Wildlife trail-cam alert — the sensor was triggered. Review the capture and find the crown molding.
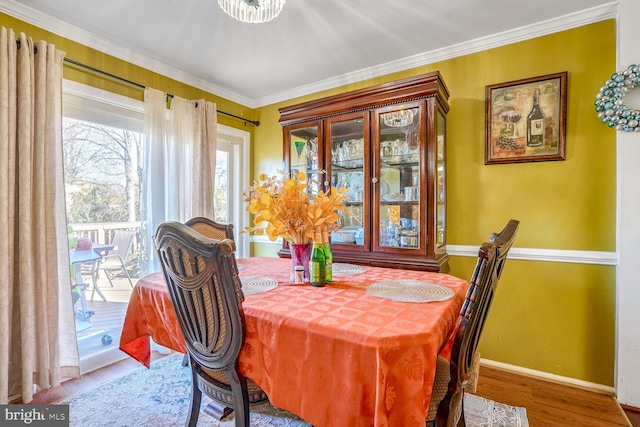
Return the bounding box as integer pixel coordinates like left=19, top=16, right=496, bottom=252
left=256, top=1, right=619, bottom=106
left=0, top=0, right=618, bottom=109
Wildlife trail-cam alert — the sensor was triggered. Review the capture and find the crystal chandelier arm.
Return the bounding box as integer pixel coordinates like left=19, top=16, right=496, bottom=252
left=218, top=0, right=286, bottom=24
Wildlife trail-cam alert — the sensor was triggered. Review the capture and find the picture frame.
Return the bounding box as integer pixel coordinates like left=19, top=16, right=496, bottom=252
left=485, top=72, right=567, bottom=165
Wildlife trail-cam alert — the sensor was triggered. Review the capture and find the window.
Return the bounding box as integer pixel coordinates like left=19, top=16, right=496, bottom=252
left=63, top=80, right=250, bottom=255
left=214, top=128, right=251, bottom=257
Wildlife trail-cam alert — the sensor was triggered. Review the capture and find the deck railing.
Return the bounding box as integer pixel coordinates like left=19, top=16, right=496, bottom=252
left=69, top=222, right=142, bottom=254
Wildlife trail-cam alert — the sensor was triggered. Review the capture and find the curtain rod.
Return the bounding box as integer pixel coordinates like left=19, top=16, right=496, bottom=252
left=63, top=57, right=260, bottom=127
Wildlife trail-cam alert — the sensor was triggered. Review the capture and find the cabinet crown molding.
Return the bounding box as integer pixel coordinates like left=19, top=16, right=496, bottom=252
left=279, top=71, right=450, bottom=126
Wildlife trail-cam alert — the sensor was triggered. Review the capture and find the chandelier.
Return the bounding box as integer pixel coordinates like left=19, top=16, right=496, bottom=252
left=218, top=0, right=286, bottom=23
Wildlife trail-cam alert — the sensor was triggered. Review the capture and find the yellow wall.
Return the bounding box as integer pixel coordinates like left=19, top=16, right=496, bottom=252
left=2, top=12, right=617, bottom=386
left=0, top=12, right=257, bottom=132
left=254, top=20, right=618, bottom=386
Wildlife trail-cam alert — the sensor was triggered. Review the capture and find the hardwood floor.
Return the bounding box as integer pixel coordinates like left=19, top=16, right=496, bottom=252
left=476, top=365, right=633, bottom=426
left=17, top=352, right=169, bottom=405
left=20, top=353, right=635, bottom=426
left=623, top=406, right=640, bottom=427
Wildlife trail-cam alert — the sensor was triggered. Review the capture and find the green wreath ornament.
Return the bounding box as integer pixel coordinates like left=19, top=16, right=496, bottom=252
left=595, top=63, right=640, bottom=132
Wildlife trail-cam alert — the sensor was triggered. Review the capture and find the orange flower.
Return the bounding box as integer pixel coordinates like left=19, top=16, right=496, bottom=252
left=389, top=205, right=400, bottom=224
left=242, top=170, right=353, bottom=244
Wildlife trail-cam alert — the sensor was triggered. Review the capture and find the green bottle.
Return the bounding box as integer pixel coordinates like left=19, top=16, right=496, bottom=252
left=323, top=242, right=333, bottom=282
left=322, top=229, right=333, bottom=282
left=310, top=242, right=326, bottom=287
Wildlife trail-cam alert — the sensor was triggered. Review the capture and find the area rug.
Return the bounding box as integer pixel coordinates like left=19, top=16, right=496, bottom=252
left=463, top=393, right=529, bottom=427
left=56, top=353, right=311, bottom=426
left=57, top=353, right=528, bottom=426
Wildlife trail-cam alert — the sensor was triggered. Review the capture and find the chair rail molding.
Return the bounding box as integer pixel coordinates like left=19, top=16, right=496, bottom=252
left=446, top=245, right=618, bottom=266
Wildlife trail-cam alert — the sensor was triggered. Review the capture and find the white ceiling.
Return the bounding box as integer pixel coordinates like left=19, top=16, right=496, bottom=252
left=1, top=0, right=617, bottom=108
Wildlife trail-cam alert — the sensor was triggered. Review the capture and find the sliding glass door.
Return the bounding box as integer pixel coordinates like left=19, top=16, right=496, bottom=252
left=62, top=80, right=250, bottom=372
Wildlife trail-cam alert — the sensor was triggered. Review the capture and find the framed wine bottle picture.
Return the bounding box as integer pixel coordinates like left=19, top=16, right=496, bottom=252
left=485, top=72, right=567, bottom=165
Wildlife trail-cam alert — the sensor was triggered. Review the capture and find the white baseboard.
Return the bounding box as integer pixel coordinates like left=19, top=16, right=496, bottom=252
left=480, top=358, right=616, bottom=396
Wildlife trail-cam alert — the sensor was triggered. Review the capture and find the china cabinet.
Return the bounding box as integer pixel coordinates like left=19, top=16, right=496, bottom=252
left=279, top=72, right=450, bottom=272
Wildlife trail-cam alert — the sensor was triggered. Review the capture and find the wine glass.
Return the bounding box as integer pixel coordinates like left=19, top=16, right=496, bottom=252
left=499, top=110, right=522, bottom=138
left=508, top=111, right=522, bottom=138
left=294, top=140, right=305, bottom=166
left=407, top=130, right=419, bottom=154
left=384, top=108, right=417, bottom=160
left=500, top=110, right=512, bottom=134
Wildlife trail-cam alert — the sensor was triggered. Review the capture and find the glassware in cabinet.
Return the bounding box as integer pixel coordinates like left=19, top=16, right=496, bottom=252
left=286, top=122, right=322, bottom=198
left=326, top=113, right=368, bottom=247
left=376, top=105, right=421, bottom=250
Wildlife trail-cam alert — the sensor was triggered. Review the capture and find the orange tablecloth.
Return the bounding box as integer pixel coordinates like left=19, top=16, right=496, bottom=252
left=119, top=257, right=468, bottom=427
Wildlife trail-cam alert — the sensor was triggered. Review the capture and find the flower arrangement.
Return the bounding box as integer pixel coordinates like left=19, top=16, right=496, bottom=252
left=242, top=170, right=351, bottom=244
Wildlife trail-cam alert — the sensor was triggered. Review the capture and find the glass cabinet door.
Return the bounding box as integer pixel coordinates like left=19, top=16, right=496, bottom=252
left=326, top=113, right=367, bottom=248
left=288, top=123, right=321, bottom=197
left=375, top=105, right=421, bottom=251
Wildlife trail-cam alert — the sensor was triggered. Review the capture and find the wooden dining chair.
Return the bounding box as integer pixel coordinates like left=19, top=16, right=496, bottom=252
left=154, top=221, right=268, bottom=427
left=181, top=218, right=236, bottom=364
left=185, top=216, right=235, bottom=241
left=426, top=219, right=520, bottom=427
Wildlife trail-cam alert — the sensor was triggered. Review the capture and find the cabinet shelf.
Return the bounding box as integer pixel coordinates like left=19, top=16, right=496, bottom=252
left=380, top=200, right=419, bottom=206
left=380, top=154, right=419, bottom=166
left=331, top=159, right=364, bottom=170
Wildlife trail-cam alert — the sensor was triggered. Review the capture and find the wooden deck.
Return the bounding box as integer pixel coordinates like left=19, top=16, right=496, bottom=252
left=75, top=272, right=137, bottom=357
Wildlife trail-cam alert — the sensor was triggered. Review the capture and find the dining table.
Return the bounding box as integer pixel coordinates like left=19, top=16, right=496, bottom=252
left=119, top=256, right=469, bottom=427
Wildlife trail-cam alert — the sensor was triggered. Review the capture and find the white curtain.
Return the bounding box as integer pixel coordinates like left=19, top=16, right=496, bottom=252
left=140, top=88, right=217, bottom=274
left=0, top=27, right=80, bottom=403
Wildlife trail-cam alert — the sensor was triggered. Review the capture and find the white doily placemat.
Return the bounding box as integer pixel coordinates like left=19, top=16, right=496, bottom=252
left=367, top=280, right=454, bottom=303
left=332, top=263, right=366, bottom=276
left=240, top=276, right=278, bottom=295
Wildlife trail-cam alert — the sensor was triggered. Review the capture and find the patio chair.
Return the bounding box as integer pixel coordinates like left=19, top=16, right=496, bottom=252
left=154, top=221, right=268, bottom=427
left=426, top=219, right=520, bottom=427
left=94, top=230, right=135, bottom=299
